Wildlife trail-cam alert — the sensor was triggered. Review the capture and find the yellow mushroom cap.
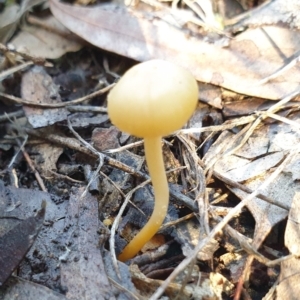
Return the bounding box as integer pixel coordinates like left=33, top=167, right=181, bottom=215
left=107, top=59, right=198, bottom=138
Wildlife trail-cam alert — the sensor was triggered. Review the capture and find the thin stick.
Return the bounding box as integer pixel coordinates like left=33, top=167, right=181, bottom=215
left=0, top=83, right=115, bottom=108
left=0, top=61, right=33, bottom=82
left=118, top=137, right=169, bottom=262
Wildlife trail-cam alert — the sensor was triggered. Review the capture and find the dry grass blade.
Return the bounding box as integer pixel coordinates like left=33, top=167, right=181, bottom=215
left=176, top=134, right=208, bottom=234
left=256, top=111, right=300, bottom=130
left=178, top=115, right=257, bottom=134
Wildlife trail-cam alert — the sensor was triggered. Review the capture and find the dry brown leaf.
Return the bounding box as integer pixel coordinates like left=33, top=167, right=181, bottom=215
left=11, top=15, right=82, bottom=59
left=21, top=66, right=69, bottom=128
left=30, top=143, right=63, bottom=177
left=198, top=83, right=223, bottom=109
left=0, top=0, right=46, bottom=43
left=91, top=126, right=120, bottom=151
left=0, top=4, right=20, bottom=43
left=0, top=277, right=67, bottom=300
left=0, top=180, right=67, bottom=292
left=217, top=152, right=284, bottom=182
left=235, top=0, right=300, bottom=29
left=50, top=0, right=300, bottom=99
left=60, top=187, right=115, bottom=299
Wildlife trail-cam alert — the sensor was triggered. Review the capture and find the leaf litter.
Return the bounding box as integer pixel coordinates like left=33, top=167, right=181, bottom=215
left=1, top=0, right=300, bottom=299
left=50, top=0, right=300, bottom=99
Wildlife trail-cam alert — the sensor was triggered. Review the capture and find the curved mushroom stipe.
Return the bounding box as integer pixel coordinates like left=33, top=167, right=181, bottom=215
left=107, top=59, right=198, bottom=261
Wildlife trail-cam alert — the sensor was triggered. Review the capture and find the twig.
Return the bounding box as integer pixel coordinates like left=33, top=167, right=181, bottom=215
left=104, top=140, right=144, bottom=154
left=0, top=83, right=115, bottom=108
left=7, top=135, right=27, bottom=169
left=224, top=0, right=272, bottom=26
left=232, top=88, right=300, bottom=155
left=159, top=213, right=195, bottom=231
left=177, top=134, right=207, bottom=234
left=265, top=254, right=294, bottom=267
left=47, top=170, right=84, bottom=183
left=0, top=61, right=33, bottom=82
left=15, top=136, right=47, bottom=192
left=67, top=105, right=107, bottom=113
left=4, top=113, right=47, bottom=191
left=256, top=110, right=300, bottom=130
left=204, top=89, right=300, bottom=179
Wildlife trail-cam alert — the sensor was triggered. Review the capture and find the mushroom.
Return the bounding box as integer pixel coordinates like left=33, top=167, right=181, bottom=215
left=107, top=59, right=198, bottom=261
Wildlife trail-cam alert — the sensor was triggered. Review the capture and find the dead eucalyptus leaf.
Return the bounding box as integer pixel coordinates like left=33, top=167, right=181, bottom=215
left=11, top=15, right=83, bottom=59
left=235, top=0, right=300, bottom=30
left=217, top=152, right=284, bottom=182
left=0, top=277, right=67, bottom=300
left=50, top=0, right=300, bottom=99
left=21, top=66, right=69, bottom=128
left=0, top=0, right=45, bottom=43
left=60, top=187, right=115, bottom=299
left=0, top=5, right=20, bottom=43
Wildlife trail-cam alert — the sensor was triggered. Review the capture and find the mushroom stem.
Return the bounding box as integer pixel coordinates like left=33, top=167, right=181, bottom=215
left=118, top=137, right=169, bottom=262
